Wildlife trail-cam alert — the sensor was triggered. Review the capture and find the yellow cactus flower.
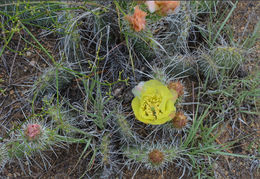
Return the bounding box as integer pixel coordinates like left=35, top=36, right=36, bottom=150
left=132, top=80, right=177, bottom=125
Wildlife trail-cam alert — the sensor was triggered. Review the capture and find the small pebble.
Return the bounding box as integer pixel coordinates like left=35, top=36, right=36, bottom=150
left=26, top=51, right=32, bottom=57
left=7, top=173, right=12, bottom=177
left=29, top=60, right=36, bottom=66
left=10, top=90, right=14, bottom=95
left=225, top=171, right=228, bottom=176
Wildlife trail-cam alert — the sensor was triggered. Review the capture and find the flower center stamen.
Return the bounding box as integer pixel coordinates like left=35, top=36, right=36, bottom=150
left=142, top=94, right=162, bottom=120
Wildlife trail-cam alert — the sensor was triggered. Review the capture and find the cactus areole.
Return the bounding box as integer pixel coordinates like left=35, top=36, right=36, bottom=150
left=148, top=149, right=164, bottom=165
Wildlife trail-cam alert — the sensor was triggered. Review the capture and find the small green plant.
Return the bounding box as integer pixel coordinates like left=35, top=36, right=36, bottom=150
left=31, top=65, right=74, bottom=99
left=198, top=46, right=244, bottom=82
left=115, top=113, right=138, bottom=143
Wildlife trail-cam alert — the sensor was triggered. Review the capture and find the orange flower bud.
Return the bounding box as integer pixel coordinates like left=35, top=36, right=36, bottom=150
left=168, top=81, right=184, bottom=97
left=172, top=112, right=187, bottom=129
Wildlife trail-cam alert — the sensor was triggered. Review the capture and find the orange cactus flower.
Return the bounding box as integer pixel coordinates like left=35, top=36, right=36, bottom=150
left=156, top=1, right=180, bottom=15
left=145, top=1, right=180, bottom=15
left=126, top=6, right=147, bottom=32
